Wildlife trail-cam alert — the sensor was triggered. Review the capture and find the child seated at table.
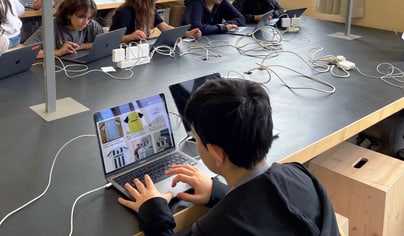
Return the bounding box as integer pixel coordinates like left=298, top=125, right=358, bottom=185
left=181, top=0, right=246, bottom=35
left=24, top=0, right=104, bottom=58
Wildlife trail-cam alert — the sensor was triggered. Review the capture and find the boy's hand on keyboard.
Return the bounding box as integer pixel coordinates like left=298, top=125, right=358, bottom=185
left=117, top=174, right=173, bottom=212
left=166, top=164, right=213, bottom=205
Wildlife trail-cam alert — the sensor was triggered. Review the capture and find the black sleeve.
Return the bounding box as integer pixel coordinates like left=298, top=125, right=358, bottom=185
left=232, top=0, right=255, bottom=23
left=110, top=7, right=135, bottom=35
left=269, top=0, right=285, bottom=18
left=204, top=176, right=228, bottom=208
left=153, top=9, right=164, bottom=27
left=138, top=197, right=176, bottom=236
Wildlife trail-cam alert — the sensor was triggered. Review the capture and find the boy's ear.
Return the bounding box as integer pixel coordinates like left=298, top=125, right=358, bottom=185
left=207, top=144, right=226, bottom=166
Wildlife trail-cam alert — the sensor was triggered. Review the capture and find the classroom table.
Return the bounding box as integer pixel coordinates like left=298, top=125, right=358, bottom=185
left=0, top=17, right=403, bottom=235
left=22, top=0, right=179, bottom=18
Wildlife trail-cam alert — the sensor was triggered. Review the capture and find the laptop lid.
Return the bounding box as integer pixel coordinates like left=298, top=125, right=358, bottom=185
left=228, top=10, right=273, bottom=36
left=169, top=74, right=280, bottom=138
left=61, top=27, right=126, bottom=64
left=0, top=42, right=41, bottom=80
left=285, top=7, right=307, bottom=18
left=149, top=24, right=190, bottom=49
left=169, top=73, right=222, bottom=136
left=94, top=93, right=177, bottom=177
left=94, top=93, right=215, bottom=197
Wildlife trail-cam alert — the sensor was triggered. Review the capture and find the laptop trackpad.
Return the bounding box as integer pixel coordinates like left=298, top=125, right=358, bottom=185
left=155, top=175, right=192, bottom=197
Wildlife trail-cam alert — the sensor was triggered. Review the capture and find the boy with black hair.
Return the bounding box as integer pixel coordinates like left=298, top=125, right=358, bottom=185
left=118, top=79, right=340, bottom=236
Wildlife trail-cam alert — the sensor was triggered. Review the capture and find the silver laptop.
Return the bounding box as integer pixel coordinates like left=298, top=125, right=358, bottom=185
left=148, top=24, right=190, bottom=50
left=61, top=27, right=126, bottom=64
left=0, top=42, right=41, bottom=80
left=227, top=10, right=274, bottom=36
left=94, top=93, right=214, bottom=199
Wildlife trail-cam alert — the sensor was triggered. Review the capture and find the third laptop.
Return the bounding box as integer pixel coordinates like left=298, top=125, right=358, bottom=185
left=148, top=24, right=191, bottom=50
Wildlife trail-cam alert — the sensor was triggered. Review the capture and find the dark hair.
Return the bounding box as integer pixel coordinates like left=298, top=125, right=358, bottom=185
left=55, top=0, right=97, bottom=26
left=185, top=79, right=273, bottom=169
left=0, top=0, right=13, bottom=25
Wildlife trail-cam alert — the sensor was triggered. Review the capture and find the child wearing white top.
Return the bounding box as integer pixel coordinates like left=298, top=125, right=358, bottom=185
left=0, top=34, right=9, bottom=54
left=0, top=0, right=24, bottom=48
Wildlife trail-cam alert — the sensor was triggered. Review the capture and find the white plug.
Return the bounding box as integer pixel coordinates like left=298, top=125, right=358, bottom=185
left=337, top=60, right=356, bottom=70
left=281, top=18, right=291, bottom=28
left=320, top=56, right=337, bottom=63
left=112, top=48, right=125, bottom=62
left=138, top=43, right=150, bottom=57
left=336, top=55, right=346, bottom=62
left=126, top=45, right=139, bottom=60
left=291, top=17, right=301, bottom=28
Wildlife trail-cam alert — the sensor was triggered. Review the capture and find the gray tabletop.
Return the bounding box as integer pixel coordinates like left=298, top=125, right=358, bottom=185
left=0, top=18, right=403, bottom=235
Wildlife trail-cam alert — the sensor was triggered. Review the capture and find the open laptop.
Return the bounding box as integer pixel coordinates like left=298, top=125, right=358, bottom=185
left=227, top=10, right=273, bottom=36
left=148, top=24, right=190, bottom=50
left=284, top=7, right=307, bottom=18
left=94, top=93, right=214, bottom=199
left=61, top=27, right=126, bottom=64
left=169, top=73, right=280, bottom=138
left=169, top=73, right=222, bottom=136
left=0, top=42, right=41, bottom=80
left=21, top=0, right=34, bottom=9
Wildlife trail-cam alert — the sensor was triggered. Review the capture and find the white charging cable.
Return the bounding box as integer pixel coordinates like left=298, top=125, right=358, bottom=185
left=0, top=134, right=111, bottom=236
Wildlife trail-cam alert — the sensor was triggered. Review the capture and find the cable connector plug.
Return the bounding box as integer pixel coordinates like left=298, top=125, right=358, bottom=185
left=337, top=60, right=356, bottom=71
left=335, top=55, right=346, bottom=62
left=319, top=56, right=337, bottom=63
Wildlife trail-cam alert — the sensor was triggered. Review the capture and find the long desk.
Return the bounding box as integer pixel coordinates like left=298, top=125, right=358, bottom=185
left=22, top=0, right=180, bottom=18
left=0, top=18, right=403, bottom=235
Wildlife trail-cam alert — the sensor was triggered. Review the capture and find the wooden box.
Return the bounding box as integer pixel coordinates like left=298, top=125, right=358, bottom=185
left=335, top=212, right=349, bottom=236
left=309, top=142, right=404, bottom=236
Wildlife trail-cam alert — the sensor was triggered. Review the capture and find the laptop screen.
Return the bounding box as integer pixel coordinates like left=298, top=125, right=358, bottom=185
left=94, top=94, right=175, bottom=175
left=169, top=73, right=222, bottom=135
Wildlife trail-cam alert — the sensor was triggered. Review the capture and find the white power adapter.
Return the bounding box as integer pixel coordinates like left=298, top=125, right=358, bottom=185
left=116, top=43, right=151, bottom=69
left=282, top=17, right=301, bottom=32
left=291, top=17, right=301, bottom=28
left=126, top=45, right=139, bottom=60
left=138, top=43, right=150, bottom=56
left=336, top=55, right=346, bottom=62
left=281, top=18, right=291, bottom=28
left=337, top=60, right=356, bottom=70
left=112, top=48, right=125, bottom=62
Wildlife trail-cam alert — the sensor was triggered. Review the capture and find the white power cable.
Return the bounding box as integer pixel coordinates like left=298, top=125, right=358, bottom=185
left=355, top=62, right=404, bottom=88
left=54, top=56, right=135, bottom=80
left=0, top=134, right=99, bottom=231
left=69, top=182, right=112, bottom=236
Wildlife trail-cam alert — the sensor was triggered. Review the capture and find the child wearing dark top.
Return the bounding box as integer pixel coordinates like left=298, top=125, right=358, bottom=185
left=181, top=0, right=245, bottom=35
left=117, top=79, right=340, bottom=236
left=110, top=0, right=201, bottom=43
left=232, top=0, right=285, bottom=23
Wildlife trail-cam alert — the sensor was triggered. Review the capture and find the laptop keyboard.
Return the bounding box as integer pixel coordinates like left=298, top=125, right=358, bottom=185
left=114, top=152, right=197, bottom=188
